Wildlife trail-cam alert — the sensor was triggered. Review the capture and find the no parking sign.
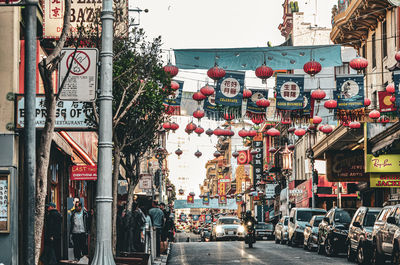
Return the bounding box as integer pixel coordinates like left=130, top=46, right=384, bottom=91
left=59, top=48, right=98, bottom=102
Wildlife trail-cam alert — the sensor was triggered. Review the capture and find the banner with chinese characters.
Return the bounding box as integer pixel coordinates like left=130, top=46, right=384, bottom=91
left=252, top=135, right=264, bottom=184
left=218, top=176, right=230, bottom=205
left=336, top=75, right=364, bottom=110
left=378, top=91, right=396, bottom=113
left=276, top=75, right=304, bottom=110
left=192, top=215, right=200, bottom=221
left=215, top=71, right=245, bottom=116
left=164, top=80, right=184, bottom=115
left=205, top=214, right=212, bottom=223
left=202, top=192, right=210, bottom=205
left=246, top=89, right=268, bottom=119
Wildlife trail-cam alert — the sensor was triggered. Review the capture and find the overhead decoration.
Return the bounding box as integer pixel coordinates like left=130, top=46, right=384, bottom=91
left=170, top=81, right=180, bottom=91
left=246, top=89, right=268, bottom=122
left=195, top=126, right=204, bottom=136
left=294, top=128, right=306, bottom=136
left=223, top=113, right=235, bottom=121
left=266, top=127, right=280, bottom=137
left=203, top=91, right=223, bottom=120
left=215, top=70, right=245, bottom=117
left=312, top=116, right=322, bottom=125
left=206, top=128, right=214, bottom=137
left=178, top=189, right=184, bottom=195
left=213, top=151, right=222, bottom=158
left=185, top=122, right=197, bottom=135
left=192, top=91, right=206, bottom=102
left=170, top=122, right=179, bottom=131
left=163, top=80, right=184, bottom=115
left=335, top=75, right=365, bottom=122
left=243, top=89, right=253, bottom=99
left=193, top=109, right=205, bottom=121
left=320, top=124, right=333, bottom=134
left=378, top=91, right=396, bottom=113
left=369, top=109, right=381, bottom=120
left=393, top=72, right=400, bottom=111
left=364, top=98, right=371, bottom=107
left=213, top=127, right=224, bottom=136
left=288, top=127, right=296, bottom=133
left=349, top=56, right=368, bottom=71
left=251, top=116, right=264, bottom=125
left=194, top=150, right=202, bottom=158
left=238, top=128, right=249, bottom=138
left=207, top=64, right=226, bottom=81
left=386, top=83, right=395, bottom=94
left=349, top=121, right=361, bottom=129
left=163, top=63, right=179, bottom=77
left=303, top=60, right=322, bottom=77
left=324, top=99, right=337, bottom=110
left=175, top=148, right=183, bottom=157
left=311, top=88, right=326, bottom=102
left=269, top=147, right=277, bottom=153
left=247, top=129, right=257, bottom=138
left=200, top=84, right=215, bottom=97
left=255, top=63, right=274, bottom=80
left=162, top=122, right=171, bottom=131
left=232, top=151, right=239, bottom=158
left=395, top=51, right=400, bottom=62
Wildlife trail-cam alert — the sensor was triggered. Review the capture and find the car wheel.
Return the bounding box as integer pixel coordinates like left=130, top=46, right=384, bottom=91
left=291, top=234, right=297, bottom=247
left=275, top=235, right=280, bottom=244
left=280, top=232, right=286, bottom=245
left=371, top=244, right=385, bottom=265
left=347, top=242, right=355, bottom=262
left=317, top=237, right=325, bottom=255
left=307, top=237, right=313, bottom=252
left=357, top=244, right=366, bottom=264
left=392, top=244, right=400, bottom=265
left=324, top=237, right=336, bottom=257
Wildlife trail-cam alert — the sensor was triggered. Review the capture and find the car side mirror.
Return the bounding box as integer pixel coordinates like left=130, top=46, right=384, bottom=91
left=387, top=216, right=396, bottom=225
left=353, top=221, right=361, bottom=228
left=289, top=217, right=294, bottom=223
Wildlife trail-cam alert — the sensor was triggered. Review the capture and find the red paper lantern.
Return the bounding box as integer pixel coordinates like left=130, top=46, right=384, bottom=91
left=247, top=130, right=257, bottom=138
left=232, top=151, right=239, bottom=158
left=213, top=151, right=221, bottom=158
left=349, top=121, right=361, bottom=129
left=165, top=105, right=175, bottom=115
left=288, top=127, right=296, bottom=133
left=256, top=98, right=270, bottom=108
left=194, top=150, right=202, bottom=158
left=294, top=128, right=306, bottom=136
left=324, top=99, right=337, bottom=109
left=200, top=84, right=215, bottom=97
left=192, top=91, right=206, bottom=102
left=288, top=144, right=295, bottom=151
left=391, top=95, right=396, bottom=103
left=213, top=127, right=225, bottom=136
left=255, top=64, right=274, bottom=80
left=195, top=126, right=204, bottom=136
left=193, top=109, right=205, bottom=120
left=162, top=122, right=172, bottom=131
left=207, top=65, right=226, bottom=81
left=189, top=192, right=195, bottom=196
left=251, top=116, right=264, bottom=125
left=395, top=51, right=400, bottom=62
left=223, top=113, right=235, bottom=121
left=321, top=125, right=333, bottom=134
left=311, top=89, right=326, bottom=101
left=349, top=56, right=368, bottom=71
left=238, top=128, right=249, bottom=138
left=369, top=109, right=381, bottom=120
left=266, top=128, right=281, bottom=137
left=206, top=128, right=214, bottom=137
left=308, top=124, right=316, bottom=131
left=303, top=60, right=322, bottom=76
left=170, top=122, right=179, bottom=131
left=269, top=147, right=277, bottom=153
left=364, top=98, right=371, bottom=107
left=281, top=118, right=291, bottom=125
left=170, top=81, right=180, bottom=91
left=178, top=189, right=184, bottom=195
left=164, top=63, right=179, bottom=77
left=386, top=84, right=395, bottom=94
left=243, top=89, right=252, bottom=99
left=175, top=148, right=183, bottom=156
left=312, top=116, right=322, bottom=125
left=186, top=122, right=197, bottom=133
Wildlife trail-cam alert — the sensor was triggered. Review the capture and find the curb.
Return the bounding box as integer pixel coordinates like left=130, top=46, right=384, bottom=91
left=154, top=243, right=171, bottom=265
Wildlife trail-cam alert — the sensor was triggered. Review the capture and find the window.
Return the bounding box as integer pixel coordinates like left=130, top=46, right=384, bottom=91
left=335, top=63, right=350, bottom=75
left=364, top=211, right=380, bottom=226
left=313, top=217, right=323, bottom=227
left=297, top=210, right=326, bottom=222
left=382, top=20, right=387, bottom=58
left=334, top=209, right=354, bottom=224
left=362, top=45, right=367, bottom=59
left=372, top=33, right=376, bottom=68
left=218, top=218, right=240, bottom=225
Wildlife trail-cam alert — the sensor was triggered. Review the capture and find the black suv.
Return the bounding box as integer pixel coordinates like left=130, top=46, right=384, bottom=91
left=371, top=205, right=400, bottom=264
left=346, top=206, right=381, bottom=264
left=317, top=208, right=356, bottom=256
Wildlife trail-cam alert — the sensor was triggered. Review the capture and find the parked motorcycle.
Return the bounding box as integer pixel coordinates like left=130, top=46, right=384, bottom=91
left=244, top=221, right=256, bottom=248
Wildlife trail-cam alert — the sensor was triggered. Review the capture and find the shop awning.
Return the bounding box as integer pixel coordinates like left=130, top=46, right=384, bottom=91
left=317, top=194, right=357, bottom=198
left=369, top=122, right=400, bottom=156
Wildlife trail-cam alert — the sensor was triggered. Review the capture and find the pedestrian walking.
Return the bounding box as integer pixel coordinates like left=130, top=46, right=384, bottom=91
left=128, top=202, right=146, bottom=252
left=70, top=201, right=90, bottom=261
left=40, top=202, right=62, bottom=265
left=149, top=201, right=164, bottom=257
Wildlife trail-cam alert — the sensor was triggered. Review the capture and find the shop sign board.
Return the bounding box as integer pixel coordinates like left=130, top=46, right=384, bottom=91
left=366, top=154, right=400, bottom=173
left=326, top=150, right=368, bottom=181
left=265, top=184, right=277, bottom=199
left=16, top=95, right=95, bottom=130
left=252, top=138, right=263, bottom=184
left=370, top=174, right=400, bottom=188
left=59, top=48, right=98, bottom=102
left=70, top=165, right=97, bottom=181
left=139, top=174, right=152, bottom=190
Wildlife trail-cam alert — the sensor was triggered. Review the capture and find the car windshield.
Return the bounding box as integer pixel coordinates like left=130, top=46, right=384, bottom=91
left=297, top=211, right=325, bottom=222
left=364, top=211, right=379, bottom=226
left=284, top=218, right=288, bottom=225
left=218, top=218, right=240, bottom=225
left=334, top=210, right=353, bottom=224
left=256, top=223, right=273, bottom=229
left=313, top=218, right=322, bottom=227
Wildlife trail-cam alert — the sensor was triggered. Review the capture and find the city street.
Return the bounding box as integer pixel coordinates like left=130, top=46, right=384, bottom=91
left=168, top=239, right=350, bottom=265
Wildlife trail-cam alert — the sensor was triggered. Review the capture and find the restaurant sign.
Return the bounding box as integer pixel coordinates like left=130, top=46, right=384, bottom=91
left=370, top=174, right=400, bottom=188
left=366, top=154, right=400, bottom=173
left=326, top=150, right=368, bottom=181
left=70, top=165, right=97, bottom=180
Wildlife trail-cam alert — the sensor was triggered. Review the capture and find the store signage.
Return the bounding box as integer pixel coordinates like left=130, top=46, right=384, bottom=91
left=16, top=95, right=95, bottom=130
left=139, top=174, right=152, bottom=190
left=70, top=165, right=97, bottom=181
left=237, top=150, right=251, bottom=165
left=265, top=184, right=277, bottom=199
left=43, top=0, right=128, bottom=39
left=252, top=139, right=263, bottom=184
left=366, top=154, right=400, bottom=173
left=370, top=174, right=400, bottom=188
left=59, top=48, right=98, bottom=102
left=326, top=150, right=368, bottom=181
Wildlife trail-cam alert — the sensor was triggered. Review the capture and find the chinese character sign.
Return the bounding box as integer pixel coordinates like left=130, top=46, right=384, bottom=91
left=276, top=75, right=304, bottom=110
left=215, top=71, right=245, bottom=108
left=336, top=75, right=364, bottom=110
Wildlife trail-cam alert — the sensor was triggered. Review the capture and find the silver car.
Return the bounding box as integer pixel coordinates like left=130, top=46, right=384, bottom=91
left=275, top=216, right=289, bottom=244
left=213, top=216, right=245, bottom=241
left=303, top=215, right=324, bottom=251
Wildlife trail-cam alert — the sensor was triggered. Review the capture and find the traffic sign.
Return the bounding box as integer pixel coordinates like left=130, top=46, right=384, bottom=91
left=58, top=48, right=98, bottom=102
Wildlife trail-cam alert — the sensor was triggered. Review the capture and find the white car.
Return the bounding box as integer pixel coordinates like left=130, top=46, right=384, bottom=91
left=213, top=216, right=245, bottom=241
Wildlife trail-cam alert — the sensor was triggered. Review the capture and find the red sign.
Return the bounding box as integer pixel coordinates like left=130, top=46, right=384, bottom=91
left=237, top=150, right=251, bottom=165
left=187, top=195, right=194, bottom=204
left=379, top=91, right=396, bottom=112
left=70, top=165, right=97, bottom=181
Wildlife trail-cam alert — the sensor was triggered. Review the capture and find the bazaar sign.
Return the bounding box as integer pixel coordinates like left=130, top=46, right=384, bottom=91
left=366, top=154, right=400, bottom=173
left=370, top=174, right=400, bottom=188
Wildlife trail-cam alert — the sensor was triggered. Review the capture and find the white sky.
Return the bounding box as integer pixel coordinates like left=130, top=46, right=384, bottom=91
left=132, top=0, right=337, bottom=197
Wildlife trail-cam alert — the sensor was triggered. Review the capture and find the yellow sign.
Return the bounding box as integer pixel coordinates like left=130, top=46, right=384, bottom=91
left=366, top=154, right=400, bottom=173
left=370, top=174, right=400, bottom=188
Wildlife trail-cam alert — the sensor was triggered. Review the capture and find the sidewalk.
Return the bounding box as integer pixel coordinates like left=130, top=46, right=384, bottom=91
left=153, top=243, right=171, bottom=265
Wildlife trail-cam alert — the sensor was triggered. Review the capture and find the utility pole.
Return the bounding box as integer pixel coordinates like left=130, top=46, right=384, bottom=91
left=23, top=0, right=37, bottom=263
left=91, top=0, right=115, bottom=262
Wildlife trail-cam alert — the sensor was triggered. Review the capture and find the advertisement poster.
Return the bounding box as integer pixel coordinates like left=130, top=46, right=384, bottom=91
left=0, top=179, right=8, bottom=226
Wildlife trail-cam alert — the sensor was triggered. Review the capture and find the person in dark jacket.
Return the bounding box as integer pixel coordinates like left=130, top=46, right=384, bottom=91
left=70, top=201, right=90, bottom=261
left=40, top=202, right=62, bottom=265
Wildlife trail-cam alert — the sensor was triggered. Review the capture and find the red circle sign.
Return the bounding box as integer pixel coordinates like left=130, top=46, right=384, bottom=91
left=66, top=51, right=91, bottom=76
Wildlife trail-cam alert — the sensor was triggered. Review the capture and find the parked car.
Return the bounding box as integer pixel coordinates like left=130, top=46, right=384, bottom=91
left=211, top=216, right=245, bottom=241
left=303, top=215, right=324, bottom=251
left=255, top=222, right=274, bottom=240
left=275, top=216, right=289, bottom=244
left=317, top=208, right=356, bottom=256
left=201, top=227, right=212, bottom=242
left=288, top=208, right=327, bottom=246
left=346, top=206, right=381, bottom=264
left=371, top=205, right=400, bottom=264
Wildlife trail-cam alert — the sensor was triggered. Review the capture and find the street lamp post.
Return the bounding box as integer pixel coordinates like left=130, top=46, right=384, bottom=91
left=92, top=0, right=115, bottom=262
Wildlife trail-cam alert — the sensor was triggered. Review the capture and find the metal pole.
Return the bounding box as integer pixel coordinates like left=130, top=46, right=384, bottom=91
left=92, top=0, right=115, bottom=262
left=23, top=0, right=37, bottom=263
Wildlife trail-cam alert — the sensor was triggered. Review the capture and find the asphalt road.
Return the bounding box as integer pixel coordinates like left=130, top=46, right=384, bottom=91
left=168, top=239, right=352, bottom=265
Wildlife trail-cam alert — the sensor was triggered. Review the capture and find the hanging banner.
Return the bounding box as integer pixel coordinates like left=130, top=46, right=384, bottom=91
left=336, top=75, right=364, bottom=110
left=237, top=150, right=251, bottom=165
left=218, top=176, right=230, bottom=205
left=393, top=71, right=400, bottom=110
left=205, top=214, right=212, bottom=223
left=236, top=195, right=242, bottom=203
left=303, top=92, right=312, bottom=116
left=276, top=74, right=304, bottom=110
left=199, top=215, right=206, bottom=222
left=202, top=193, right=210, bottom=205
left=378, top=91, right=396, bottom=113
left=215, top=71, right=245, bottom=115
left=246, top=89, right=267, bottom=117
left=203, top=90, right=223, bottom=120
left=252, top=137, right=264, bottom=184
left=192, top=215, right=200, bottom=221
left=164, top=80, right=184, bottom=115
left=187, top=195, right=194, bottom=204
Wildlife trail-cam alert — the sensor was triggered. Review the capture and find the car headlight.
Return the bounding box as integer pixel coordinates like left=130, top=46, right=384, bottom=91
left=247, top=221, right=253, bottom=226
left=216, top=225, right=223, bottom=233
left=238, top=225, right=245, bottom=233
